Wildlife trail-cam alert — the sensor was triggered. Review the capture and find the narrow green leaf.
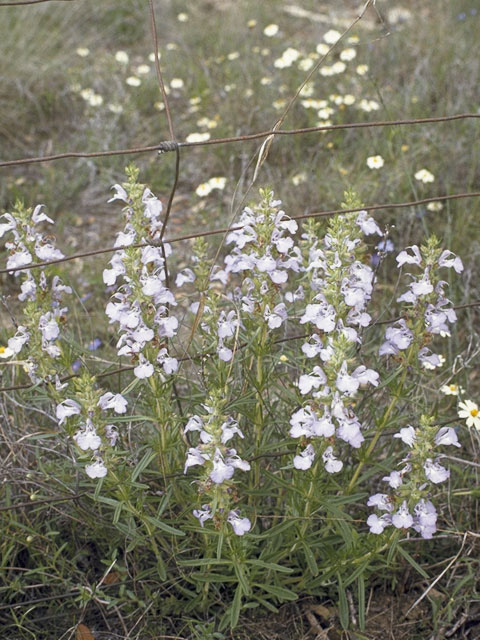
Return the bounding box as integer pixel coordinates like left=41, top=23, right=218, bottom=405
left=301, top=541, right=319, bottom=577
left=178, top=558, right=233, bottom=567
left=113, top=501, right=124, bottom=525
left=234, top=563, right=251, bottom=595
left=145, top=515, right=185, bottom=536
left=246, top=559, right=293, bottom=574
left=337, top=573, right=349, bottom=630
left=396, top=545, right=430, bottom=580
left=358, top=574, right=365, bottom=631
left=131, top=450, right=157, bottom=481
left=255, top=583, right=298, bottom=601
left=231, top=583, right=243, bottom=628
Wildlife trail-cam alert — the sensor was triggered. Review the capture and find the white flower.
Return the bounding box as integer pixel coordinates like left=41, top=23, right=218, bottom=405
left=133, top=358, right=154, bottom=379
left=76, top=47, right=90, bottom=57
left=56, top=399, right=81, bottom=425
left=424, top=458, right=450, bottom=484
left=316, top=43, right=329, bottom=55
left=115, top=51, right=129, bottom=64
left=440, top=383, right=462, bottom=396
left=184, top=447, right=208, bottom=472
left=415, top=168, right=435, bottom=183
left=293, top=444, right=315, bottom=470
left=126, top=76, right=141, bottom=87
left=7, top=249, right=33, bottom=271
left=187, top=132, right=211, bottom=143
left=208, top=176, right=226, bottom=190
left=8, top=326, right=30, bottom=354
left=298, top=366, right=326, bottom=395
left=367, top=513, right=391, bottom=534
left=394, top=426, right=416, bottom=447
left=322, top=446, right=343, bottom=473
left=366, top=155, right=384, bottom=169
left=356, top=211, right=382, bottom=236
left=74, top=427, right=102, bottom=451
left=98, top=392, right=128, bottom=414
left=193, top=505, right=213, bottom=526
left=340, top=48, right=356, bottom=61
left=323, top=29, right=341, bottom=44
left=170, top=78, right=184, bottom=89
left=228, top=511, right=251, bottom=536
left=382, top=471, right=403, bottom=489
left=367, top=493, right=393, bottom=512
left=210, top=450, right=234, bottom=484
left=263, top=24, right=279, bottom=37
left=438, top=250, right=463, bottom=273
left=458, top=400, right=480, bottom=430
left=0, top=346, right=13, bottom=359
left=435, top=427, right=461, bottom=448
left=392, top=501, right=413, bottom=529
left=85, top=460, right=108, bottom=479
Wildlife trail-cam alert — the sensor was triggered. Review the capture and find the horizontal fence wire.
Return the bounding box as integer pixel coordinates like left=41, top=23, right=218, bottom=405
left=1, top=191, right=480, bottom=276
left=0, top=0, right=74, bottom=5
left=0, top=114, right=479, bottom=168
left=2, top=298, right=480, bottom=394
left=1, top=0, right=479, bottom=395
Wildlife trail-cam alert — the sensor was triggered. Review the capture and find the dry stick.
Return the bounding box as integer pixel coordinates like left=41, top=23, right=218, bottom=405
left=147, top=0, right=184, bottom=421
left=0, top=492, right=87, bottom=512
left=2, top=190, right=480, bottom=276
left=0, top=113, right=479, bottom=168
left=405, top=533, right=467, bottom=616
left=2, top=298, right=480, bottom=393
left=252, top=0, right=374, bottom=176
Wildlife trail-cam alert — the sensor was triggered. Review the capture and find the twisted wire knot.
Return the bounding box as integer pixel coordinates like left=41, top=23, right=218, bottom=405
left=157, top=141, right=179, bottom=154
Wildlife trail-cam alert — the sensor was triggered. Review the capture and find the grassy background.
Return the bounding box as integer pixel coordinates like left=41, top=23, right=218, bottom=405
left=1, top=0, right=480, bottom=638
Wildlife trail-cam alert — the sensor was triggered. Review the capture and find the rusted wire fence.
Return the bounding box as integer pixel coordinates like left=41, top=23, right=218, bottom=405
left=1, top=0, right=479, bottom=394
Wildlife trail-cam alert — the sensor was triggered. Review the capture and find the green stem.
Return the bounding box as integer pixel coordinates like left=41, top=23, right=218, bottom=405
left=347, top=342, right=417, bottom=494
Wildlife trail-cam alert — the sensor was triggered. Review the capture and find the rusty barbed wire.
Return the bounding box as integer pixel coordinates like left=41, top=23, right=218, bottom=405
left=1, top=190, right=479, bottom=276
left=0, top=2, right=479, bottom=393
left=0, top=113, right=479, bottom=168
left=2, top=298, right=480, bottom=394
left=0, top=0, right=74, bottom=5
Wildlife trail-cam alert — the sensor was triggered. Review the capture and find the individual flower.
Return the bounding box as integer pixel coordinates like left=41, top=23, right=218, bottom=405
left=391, top=501, right=414, bottom=529
left=458, top=400, right=480, bottom=430
left=115, top=50, right=129, bottom=64
left=126, top=76, right=141, bottom=87
left=186, top=132, right=211, bottom=143
left=424, top=458, right=450, bottom=484
left=366, top=155, right=384, bottom=169
left=85, top=460, right=108, bottom=479
left=340, top=47, right=356, bottom=61
left=263, top=23, right=279, bottom=37
left=0, top=345, right=13, bottom=359
left=367, top=513, right=391, bottom=534
left=415, top=168, right=435, bottom=183
left=227, top=511, right=251, bottom=535
left=195, top=182, right=212, bottom=197
left=440, top=383, right=462, bottom=396
left=323, top=29, right=341, bottom=44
